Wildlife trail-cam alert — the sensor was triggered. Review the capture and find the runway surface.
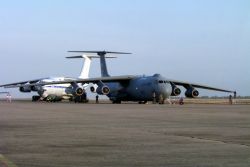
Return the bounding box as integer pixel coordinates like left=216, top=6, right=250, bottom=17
left=0, top=101, right=250, bottom=167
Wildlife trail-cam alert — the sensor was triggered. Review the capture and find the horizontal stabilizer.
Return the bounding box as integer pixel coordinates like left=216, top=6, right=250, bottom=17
left=66, top=55, right=117, bottom=59
left=68, top=51, right=131, bottom=55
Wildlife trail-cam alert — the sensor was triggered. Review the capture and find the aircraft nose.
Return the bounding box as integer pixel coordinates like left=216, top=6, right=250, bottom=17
left=156, top=81, right=171, bottom=98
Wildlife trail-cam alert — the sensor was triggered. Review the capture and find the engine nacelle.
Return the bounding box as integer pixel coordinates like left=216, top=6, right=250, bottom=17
left=71, top=82, right=85, bottom=97
left=185, top=88, right=199, bottom=98
left=19, top=86, right=31, bottom=92
left=31, top=86, right=40, bottom=91
left=73, top=87, right=84, bottom=96
left=90, top=84, right=98, bottom=93
left=171, top=86, right=181, bottom=96
left=90, top=86, right=96, bottom=93
left=96, top=86, right=110, bottom=95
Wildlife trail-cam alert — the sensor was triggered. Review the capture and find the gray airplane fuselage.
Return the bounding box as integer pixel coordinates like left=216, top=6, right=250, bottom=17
left=104, top=74, right=172, bottom=102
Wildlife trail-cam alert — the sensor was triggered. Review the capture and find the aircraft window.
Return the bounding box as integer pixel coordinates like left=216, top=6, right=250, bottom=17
left=159, top=80, right=164, bottom=83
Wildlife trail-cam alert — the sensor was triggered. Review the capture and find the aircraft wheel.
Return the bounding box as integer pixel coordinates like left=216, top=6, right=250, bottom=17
left=46, top=97, right=52, bottom=102
left=159, top=100, right=165, bottom=104
left=158, top=94, right=164, bottom=104
left=74, top=96, right=81, bottom=103
left=112, top=100, right=121, bottom=104
left=32, top=96, right=40, bottom=102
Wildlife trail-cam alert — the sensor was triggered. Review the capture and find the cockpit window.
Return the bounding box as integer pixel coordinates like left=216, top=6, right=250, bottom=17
left=158, top=80, right=164, bottom=83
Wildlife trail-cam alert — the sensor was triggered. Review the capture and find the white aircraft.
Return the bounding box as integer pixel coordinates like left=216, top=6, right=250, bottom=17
left=1, top=55, right=115, bottom=102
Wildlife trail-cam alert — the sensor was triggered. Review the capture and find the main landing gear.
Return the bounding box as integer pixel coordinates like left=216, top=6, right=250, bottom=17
left=112, top=100, right=121, bottom=104
left=32, top=96, right=41, bottom=102
left=74, top=93, right=89, bottom=103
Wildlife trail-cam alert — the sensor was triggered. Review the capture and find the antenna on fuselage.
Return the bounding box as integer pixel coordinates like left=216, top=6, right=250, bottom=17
left=67, top=51, right=131, bottom=77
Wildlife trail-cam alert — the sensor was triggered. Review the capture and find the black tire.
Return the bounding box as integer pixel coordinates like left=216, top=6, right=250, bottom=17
left=112, top=100, right=121, bottom=104
left=32, top=96, right=40, bottom=102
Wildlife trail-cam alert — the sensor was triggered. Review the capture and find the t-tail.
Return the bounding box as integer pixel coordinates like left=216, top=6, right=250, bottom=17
left=66, top=55, right=100, bottom=79
left=68, top=51, right=131, bottom=77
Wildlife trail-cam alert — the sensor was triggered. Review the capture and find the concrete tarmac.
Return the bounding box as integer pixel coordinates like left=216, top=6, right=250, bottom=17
left=0, top=101, right=250, bottom=167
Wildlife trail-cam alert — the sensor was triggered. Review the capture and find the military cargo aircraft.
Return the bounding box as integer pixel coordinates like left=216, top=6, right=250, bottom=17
left=16, top=51, right=235, bottom=104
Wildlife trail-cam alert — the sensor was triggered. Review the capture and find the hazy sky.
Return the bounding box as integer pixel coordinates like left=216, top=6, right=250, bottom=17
left=0, top=0, right=250, bottom=97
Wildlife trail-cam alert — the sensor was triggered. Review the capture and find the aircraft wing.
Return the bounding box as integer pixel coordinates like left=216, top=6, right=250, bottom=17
left=168, top=79, right=235, bottom=93
left=0, top=78, right=49, bottom=88
left=1, top=75, right=235, bottom=94
left=5, top=75, right=136, bottom=88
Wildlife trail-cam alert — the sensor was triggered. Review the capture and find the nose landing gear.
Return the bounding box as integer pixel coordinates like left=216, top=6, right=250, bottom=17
left=158, top=94, right=165, bottom=104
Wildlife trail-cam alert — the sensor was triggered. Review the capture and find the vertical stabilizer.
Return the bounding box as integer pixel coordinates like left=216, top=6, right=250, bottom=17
left=79, top=55, right=91, bottom=79
left=67, top=51, right=131, bottom=77
left=99, top=54, right=110, bottom=77
left=66, top=55, right=98, bottom=79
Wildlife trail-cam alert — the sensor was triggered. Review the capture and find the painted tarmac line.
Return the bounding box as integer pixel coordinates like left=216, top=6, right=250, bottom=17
left=0, top=154, right=17, bottom=167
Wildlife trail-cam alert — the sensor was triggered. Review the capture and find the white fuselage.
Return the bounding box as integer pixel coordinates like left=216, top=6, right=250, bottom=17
left=37, top=77, right=86, bottom=100
left=36, top=55, right=94, bottom=100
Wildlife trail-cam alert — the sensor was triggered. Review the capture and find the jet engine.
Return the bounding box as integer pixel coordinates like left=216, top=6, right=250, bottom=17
left=19, top=86, right=31, bottom=92
left=185, top=87, right=199, bottom=98
left=90, top=84, right=98, bottom=93
left=73, top=86, right=84, bottom=96
left=95, top=81, right=110, bottom=95
left=96, top=85, right=110, bottom=95
left=70, top=82, right=85, bottom=97
left=90, top=86, right=96, bottom=93
left=171, top=86, right=181, bottom=96
left=31, top=86, right=40, bottom=91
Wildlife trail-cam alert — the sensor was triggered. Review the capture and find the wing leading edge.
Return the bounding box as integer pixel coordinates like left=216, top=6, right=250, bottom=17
left=168, top=79, right=235, bottom=93
left=1, top=75, right=136, bottom=88
left=0, top=78, right=49, bottom=88
left=1, top=75, right=235, bottom=95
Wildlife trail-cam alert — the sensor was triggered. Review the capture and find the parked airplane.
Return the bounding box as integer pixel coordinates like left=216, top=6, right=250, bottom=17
left=0, top=55, right=115, bottom=102
left=2, top=51, right=236, bottom=104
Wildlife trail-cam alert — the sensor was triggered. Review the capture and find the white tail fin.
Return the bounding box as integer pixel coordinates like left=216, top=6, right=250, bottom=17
left=66, top=53, right=118, bottom=78
left=67, top=51, right=130, bottom=77
left=79, top=55, right=92, bottom=79
left=66, top=55, right=97, bottom=79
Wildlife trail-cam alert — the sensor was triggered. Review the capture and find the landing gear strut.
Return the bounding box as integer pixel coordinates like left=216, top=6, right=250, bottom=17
left=32, top=96, right=41, bottom=102
left=158, top=94, right=165, bottom=104
left=74, top=92, right=88, bottom=103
